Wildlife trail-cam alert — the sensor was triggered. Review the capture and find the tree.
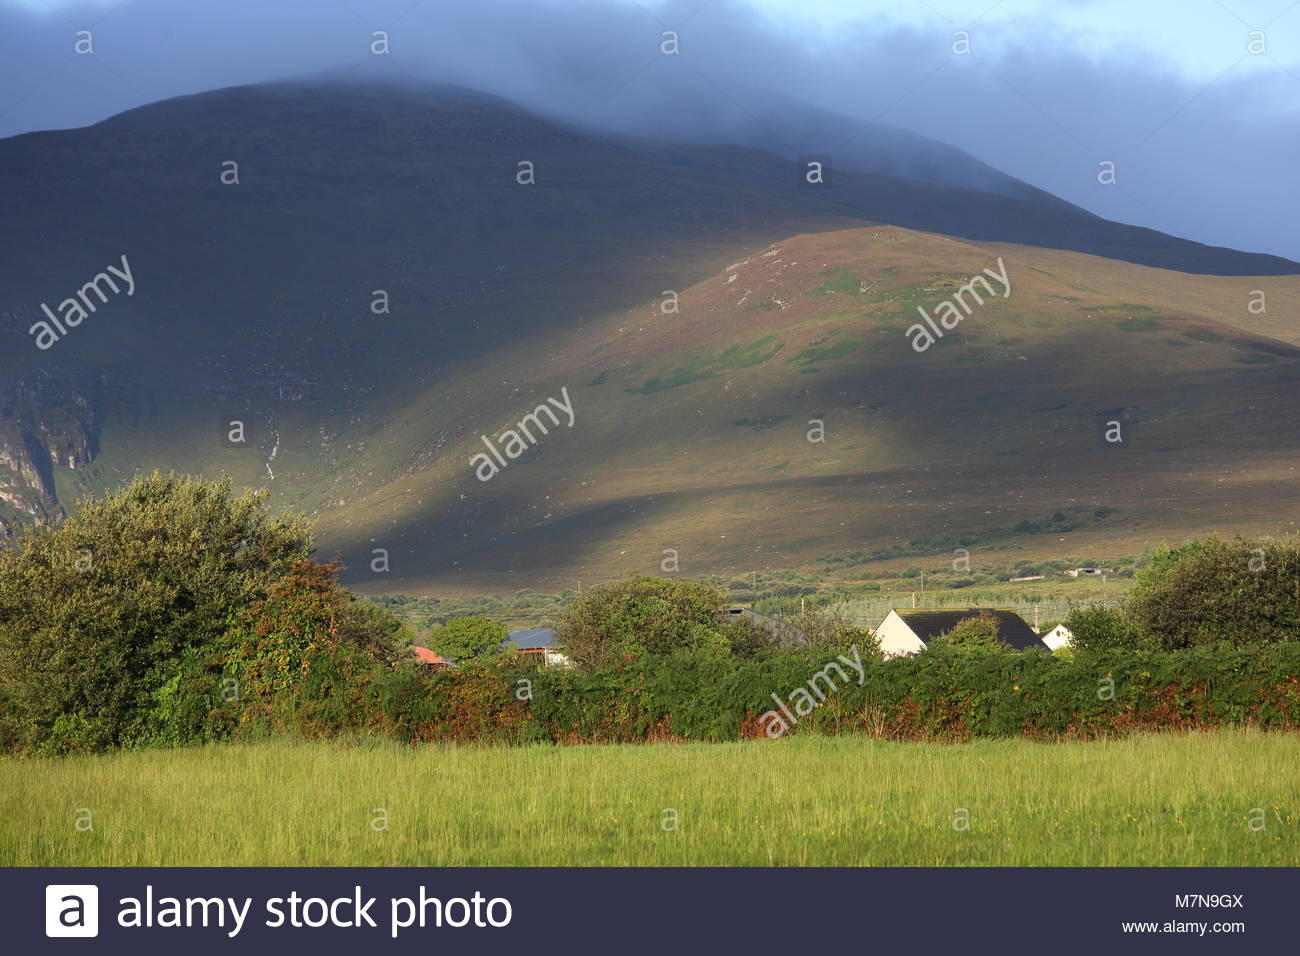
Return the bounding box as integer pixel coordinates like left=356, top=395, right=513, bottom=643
left=1063, top=604, right=1148, bottom=653
left=0, top=472, right=313, bottom=752
left=427, top=615, right=509, bottom=664
left=927, top=612, right=1008, bottom=654
left=1126, top=536, right=1300, bottom=649
left=219, top=560, right=415, bottom=737
left=557, top=575, right=763, bottom=669
left=776, top=604, right=880, bottom=657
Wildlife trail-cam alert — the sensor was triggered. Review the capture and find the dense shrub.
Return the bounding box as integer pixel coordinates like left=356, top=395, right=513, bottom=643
left=218, top=561, right=414, bottom=738
left=0, top=473, right=413, bottom=754
left=7, top=489, right=1300, bottom=758
left=383, top=642, right=1300, bottom=745
left=926, top=612, right=1011, bottom=654
left=0, top=473, right=311, bottom=753
left=1127, top=536, right=1300, bottom=649
left=771, top=605, right=879, bottom=655
left=1064, top=604, right=1150, bottom=653
left=427, top=615, right=509, bottom=663
left=556, top=575, right=773, bottom=669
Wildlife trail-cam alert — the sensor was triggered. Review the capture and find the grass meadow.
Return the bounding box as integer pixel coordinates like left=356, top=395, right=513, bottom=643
left=2, top=730, right=1296, bottom=867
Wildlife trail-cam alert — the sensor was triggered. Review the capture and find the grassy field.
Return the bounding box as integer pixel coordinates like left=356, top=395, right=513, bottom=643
left=2, top=730, right=1296, bottom=866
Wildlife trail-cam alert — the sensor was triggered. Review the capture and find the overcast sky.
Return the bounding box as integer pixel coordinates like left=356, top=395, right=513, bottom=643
left=2, top=0, right=1297, bottom=260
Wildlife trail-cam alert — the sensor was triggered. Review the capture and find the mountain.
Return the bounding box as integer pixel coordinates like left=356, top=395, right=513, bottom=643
left=2, top=79, right=1298, bottom=590
left=309, top=224, right=1300, bottom=592
left=554, top=80, right=1080, bottom=211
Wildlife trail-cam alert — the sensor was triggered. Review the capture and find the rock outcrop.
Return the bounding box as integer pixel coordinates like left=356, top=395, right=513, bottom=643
left=0, top=372, right=100, bottom=530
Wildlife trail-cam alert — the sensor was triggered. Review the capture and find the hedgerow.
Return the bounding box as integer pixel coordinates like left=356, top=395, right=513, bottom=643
left=378, top=642, right=1300, bottom=746
left=5, top=632, right=1298, bottom=754
left=3, top=477, right=1299, bottom=756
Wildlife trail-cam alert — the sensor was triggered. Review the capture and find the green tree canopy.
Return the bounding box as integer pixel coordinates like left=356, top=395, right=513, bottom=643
left=1126, top=536, right=1300, bottom=650
left=0, top=472, right=312, bottom=752
left=427, top=615, right=510, bottom=664
left=557, top=575, right=772, bottom=669
left=1063, top=604, right=1148, bottom=653
left=927, top=612, right=1009, bottom=654
left=218, top=560, right=414, bottom=738
left=776, top=604, right=880, bottom=656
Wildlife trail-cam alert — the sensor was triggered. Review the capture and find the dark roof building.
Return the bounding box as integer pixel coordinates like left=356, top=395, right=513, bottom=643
left=507, top=628, right=557, bottom=650
left=875, top=608, right=1048, bottom=655
left=506, top=628, right=568, bottom=665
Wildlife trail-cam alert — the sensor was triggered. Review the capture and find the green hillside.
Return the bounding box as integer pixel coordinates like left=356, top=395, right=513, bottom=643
left=3, top=80, right=1299, bottom=591
left=306, top=225, right=1300, bottom=592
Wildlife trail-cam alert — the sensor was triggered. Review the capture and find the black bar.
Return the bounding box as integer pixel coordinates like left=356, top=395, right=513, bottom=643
left=4, top=867, right=1286, bottom=953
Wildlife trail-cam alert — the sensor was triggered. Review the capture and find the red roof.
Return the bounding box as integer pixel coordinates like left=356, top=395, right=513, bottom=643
left=411, top=646, right=450, bottom=666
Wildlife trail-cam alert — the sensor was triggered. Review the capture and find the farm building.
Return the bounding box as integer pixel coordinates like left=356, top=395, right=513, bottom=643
left=722, top=606, right=772, bottom=626
left=1039, top=623, right=1074, bottom=651
left=721, top=606, right=809, bottom=643
left=411, top=631, right=568, bottom=668
left=411, top=645, right=452, bottom=669
left=507, top=628, right=569, bottom=667
left=873, top=609, right=1049, bottom=657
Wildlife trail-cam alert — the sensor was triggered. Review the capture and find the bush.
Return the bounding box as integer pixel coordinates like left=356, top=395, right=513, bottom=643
left=386, top=641, right=1300, bottom=745
left=773, top=605, right=880, bottom=657
left=927, top=612, right=1011, bottom=654
left=0, top=472, right=311, bottom=753
left=1126, top=537, right=1300, bottom=649
left=428, top=615, right=510, bottom=664
left=1063, top=605, right=1148, bottom=653
left=0, top=473, right=413, bottom=754
left=219, top=561, right=413, bottom=738
left=556, top=576, right=768, bottom=669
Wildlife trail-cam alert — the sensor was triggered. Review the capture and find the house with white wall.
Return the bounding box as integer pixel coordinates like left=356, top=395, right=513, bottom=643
left=507, top=628, right=569, bottom=666
left=873, top=609, right=1048, bottom=657
left=1039, top=623, right=1074, bottom=651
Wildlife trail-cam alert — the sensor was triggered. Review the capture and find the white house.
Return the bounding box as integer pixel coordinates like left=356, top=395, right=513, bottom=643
left=1039, top=623, right=1074, bottom=651
left=873, top=609, right=1048, bottom=657
left=507, top=628, right=569, bottom=667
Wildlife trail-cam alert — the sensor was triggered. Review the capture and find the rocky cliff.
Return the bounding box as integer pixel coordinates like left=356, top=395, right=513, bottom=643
left=0, top=373, right=99, bottom=536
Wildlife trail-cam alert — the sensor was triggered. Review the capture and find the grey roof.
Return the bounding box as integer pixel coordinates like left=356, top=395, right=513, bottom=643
left=507, top=628, right=557, bottom=650
left=722, top=607, right=773, bottom=626
left=893, top=609, right=1047, bottom=651
left=722, top=606, right=810, bottom=643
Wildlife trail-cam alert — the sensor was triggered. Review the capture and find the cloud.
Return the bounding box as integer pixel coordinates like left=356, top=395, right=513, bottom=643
left=0, top=0, right=1296, bottom=259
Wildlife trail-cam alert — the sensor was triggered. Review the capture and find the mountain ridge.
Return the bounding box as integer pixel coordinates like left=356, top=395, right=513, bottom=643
left=2, top=80, right=1299, bottom=587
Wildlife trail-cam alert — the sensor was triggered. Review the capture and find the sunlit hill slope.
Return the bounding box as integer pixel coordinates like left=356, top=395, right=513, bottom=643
left=2, top=80, right=1298, bottom=592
